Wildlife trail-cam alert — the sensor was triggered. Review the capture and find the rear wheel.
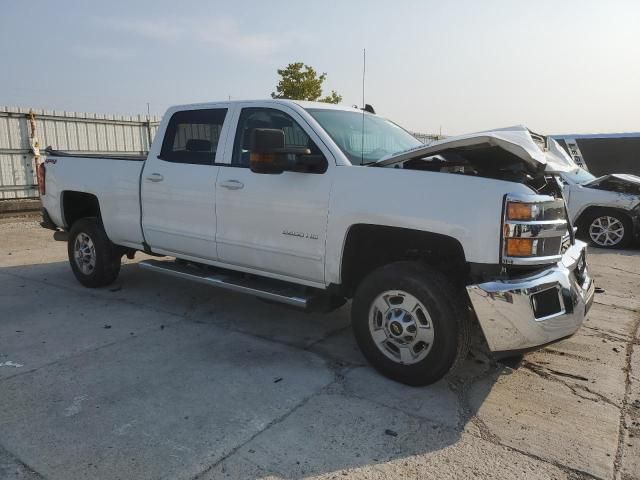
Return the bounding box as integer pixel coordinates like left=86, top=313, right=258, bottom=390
left=68, top=218, right=121, bottom=287
left=351, top=261, right=470, bottom=386
left=583, top=210, right=632, bottom=249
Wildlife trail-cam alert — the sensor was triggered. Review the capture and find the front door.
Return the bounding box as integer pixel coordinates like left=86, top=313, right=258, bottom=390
left=215, top=105, right=334, bottom=284
left=141, top=107, right=231, bottom=260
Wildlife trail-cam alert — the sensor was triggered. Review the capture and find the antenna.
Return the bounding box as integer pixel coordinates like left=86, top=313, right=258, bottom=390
left=361, top=48, right=366, bottom=165
left=146, top=102, right=150, bottom=119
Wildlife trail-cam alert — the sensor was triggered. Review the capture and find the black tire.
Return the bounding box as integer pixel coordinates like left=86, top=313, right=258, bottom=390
left=580, top=209, right=632, bottom=249
left=351, top=261, right=471, bottom=386
left=68, top=217, right=121, bottom=288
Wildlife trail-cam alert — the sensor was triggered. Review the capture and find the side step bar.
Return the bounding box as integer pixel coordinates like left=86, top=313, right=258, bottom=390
left=138, top=259, right=309, bottom=308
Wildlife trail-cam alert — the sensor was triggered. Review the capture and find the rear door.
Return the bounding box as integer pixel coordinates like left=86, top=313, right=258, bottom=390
left=141, top=107, right=232, bottom=260
left=215, top=104, right=334, bottom=285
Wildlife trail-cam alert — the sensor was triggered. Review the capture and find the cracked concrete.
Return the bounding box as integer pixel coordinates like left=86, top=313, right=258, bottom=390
left=1, top=220, right=639, bottom=480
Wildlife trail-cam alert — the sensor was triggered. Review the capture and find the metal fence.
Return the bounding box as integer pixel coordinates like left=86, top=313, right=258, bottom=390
left=411, top=132, right=444, bottom=144
left=0, top=107, right=160, bottom=199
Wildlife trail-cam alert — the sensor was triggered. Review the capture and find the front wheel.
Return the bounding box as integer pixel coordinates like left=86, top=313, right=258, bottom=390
left=584, top=210, right=632, bottom=249
left=68, top=218, right=121, bottom=287
left=351, top=262, right=470, bottom=386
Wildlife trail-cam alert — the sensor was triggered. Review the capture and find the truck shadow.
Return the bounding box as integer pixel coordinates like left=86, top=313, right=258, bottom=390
left=0, top=259, right=514, bottom=478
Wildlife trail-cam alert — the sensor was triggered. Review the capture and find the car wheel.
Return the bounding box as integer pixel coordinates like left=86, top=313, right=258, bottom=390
left=68, top=217, right=121, bottom=287
left=585, top=211, right=632, bottom=249
left=351, top=261, right=471, bottom=386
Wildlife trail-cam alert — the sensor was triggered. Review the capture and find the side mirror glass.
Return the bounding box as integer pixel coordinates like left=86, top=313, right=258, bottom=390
left=249, top=128, right=312, bottom=174
left=250, top=128, right=286, bottom=174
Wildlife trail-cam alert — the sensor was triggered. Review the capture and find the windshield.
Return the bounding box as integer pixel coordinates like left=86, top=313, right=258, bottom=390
left=307, top=109, right=422, bottom=165
left=563, top=168, right=597, bottom=185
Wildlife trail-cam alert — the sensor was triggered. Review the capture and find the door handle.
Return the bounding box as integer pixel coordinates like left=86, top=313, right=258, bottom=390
left=220, top=180, right=244, bottom=190
left=146, top=173, right=164, bottom=182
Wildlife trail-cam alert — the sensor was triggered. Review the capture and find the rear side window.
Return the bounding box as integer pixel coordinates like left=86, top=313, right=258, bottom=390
left=160, top=109, right=227, bottom=165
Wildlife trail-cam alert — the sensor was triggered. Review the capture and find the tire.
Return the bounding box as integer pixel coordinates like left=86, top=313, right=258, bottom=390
left=351, top=261, right=471, bottom=386
left=68, top=217, right=121, bottom=287
left=582, top=209, right=632, bottom=249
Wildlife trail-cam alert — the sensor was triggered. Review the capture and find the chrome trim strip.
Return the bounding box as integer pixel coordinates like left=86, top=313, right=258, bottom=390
left=505, top=193, right=556, bottom=203
left=503, top=254, right=563, bottom=266
left=504, top=221, right=568, bottom=239
left=505, top=219, right=567, bottom=226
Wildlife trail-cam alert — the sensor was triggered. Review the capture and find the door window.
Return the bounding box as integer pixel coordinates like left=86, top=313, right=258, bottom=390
left=160, top=108, right=227, bottom=165
left=232, top=108, right=324, bottom=169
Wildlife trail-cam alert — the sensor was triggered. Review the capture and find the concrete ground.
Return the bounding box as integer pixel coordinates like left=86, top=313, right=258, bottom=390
left=0, top=219, right=638, bottom=480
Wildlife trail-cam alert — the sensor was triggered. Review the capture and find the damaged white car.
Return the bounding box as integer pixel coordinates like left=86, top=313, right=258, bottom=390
left=560, top=169, right=640, bottom=248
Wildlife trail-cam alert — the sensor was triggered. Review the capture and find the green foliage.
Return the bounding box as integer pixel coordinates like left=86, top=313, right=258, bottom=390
left=271, top=62, right=343, bottom=104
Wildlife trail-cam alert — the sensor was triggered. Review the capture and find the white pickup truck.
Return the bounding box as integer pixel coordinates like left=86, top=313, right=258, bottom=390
left=39, top=100, right=594, bottom=385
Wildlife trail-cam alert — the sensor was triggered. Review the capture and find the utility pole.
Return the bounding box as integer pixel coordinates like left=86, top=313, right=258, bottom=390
left=145, top=102, right=152, bottom=151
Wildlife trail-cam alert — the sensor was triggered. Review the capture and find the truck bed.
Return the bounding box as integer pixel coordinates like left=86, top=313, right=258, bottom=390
left=41, top=149, right=147, bottom=249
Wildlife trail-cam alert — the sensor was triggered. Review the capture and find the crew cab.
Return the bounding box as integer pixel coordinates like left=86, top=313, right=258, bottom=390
left=39, top=100, right=595, bottom=385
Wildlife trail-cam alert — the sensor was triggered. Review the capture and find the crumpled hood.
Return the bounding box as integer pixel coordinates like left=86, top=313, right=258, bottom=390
left=375, top=125, right=577, bottom=173
left=585, top=173, right=640, bottom=196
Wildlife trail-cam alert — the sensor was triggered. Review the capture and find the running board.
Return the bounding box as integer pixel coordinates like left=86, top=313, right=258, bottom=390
left=138, top=259, right=309, bottom=308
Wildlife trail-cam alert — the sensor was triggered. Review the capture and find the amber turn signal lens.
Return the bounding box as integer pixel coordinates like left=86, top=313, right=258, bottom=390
left=505, top=238, right=535, bottom=257
left=506, top=202, right=533, bottom=221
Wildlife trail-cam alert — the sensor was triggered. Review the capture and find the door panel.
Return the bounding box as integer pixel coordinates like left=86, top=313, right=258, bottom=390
left=216, top=168, right=332, bottom=282
left=215, top=106, right=333, bottom=283
left=141, top=107, right=230, bottom=260
left=141, top=160, right=219, bottom=259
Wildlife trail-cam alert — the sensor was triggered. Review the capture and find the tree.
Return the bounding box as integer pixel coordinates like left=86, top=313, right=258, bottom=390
left=271, top=62, right=342, bottom=104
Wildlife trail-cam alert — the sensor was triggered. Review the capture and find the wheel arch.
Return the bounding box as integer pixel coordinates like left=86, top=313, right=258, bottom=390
left=575, top=205, right=633, bottom=230
left=61, top=191, right=102, bottom=229
left=337, top=224, right=468, bottom=298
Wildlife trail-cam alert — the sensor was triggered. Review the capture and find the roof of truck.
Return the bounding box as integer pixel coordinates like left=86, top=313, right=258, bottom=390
left=168, top=99, right=362, bottom=113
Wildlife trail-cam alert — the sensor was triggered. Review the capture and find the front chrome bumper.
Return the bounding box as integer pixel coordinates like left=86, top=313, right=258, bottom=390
left=466, top=240, right=595, bottom=352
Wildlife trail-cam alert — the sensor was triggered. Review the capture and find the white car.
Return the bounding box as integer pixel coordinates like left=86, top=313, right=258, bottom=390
left=560, top=168, right=640, bottom=248
left=38, top=101, right=594, bottom=385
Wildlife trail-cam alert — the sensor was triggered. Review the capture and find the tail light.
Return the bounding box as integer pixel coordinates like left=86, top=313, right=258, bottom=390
left=501, top=194, right=569, bottom=265
left=37, top=163, right=46, bottom=196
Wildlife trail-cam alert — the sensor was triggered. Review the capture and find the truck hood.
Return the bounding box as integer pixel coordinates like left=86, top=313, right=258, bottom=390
left=373, top=125, right=577, bottom=174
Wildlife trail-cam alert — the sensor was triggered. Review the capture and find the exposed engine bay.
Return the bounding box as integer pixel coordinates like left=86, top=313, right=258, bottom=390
left=391, top=146, right=563, bottom=198
left=373, top=126, right=572, bottom=198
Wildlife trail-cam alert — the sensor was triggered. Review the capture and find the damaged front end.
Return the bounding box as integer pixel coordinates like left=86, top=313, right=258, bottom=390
left=373, top=126, right=595, bottom=352
left=372, top=125, right=570, bottom=197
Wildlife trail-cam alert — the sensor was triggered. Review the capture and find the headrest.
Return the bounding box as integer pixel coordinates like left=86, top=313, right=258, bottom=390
left=185, top=139, right=212, bottom=152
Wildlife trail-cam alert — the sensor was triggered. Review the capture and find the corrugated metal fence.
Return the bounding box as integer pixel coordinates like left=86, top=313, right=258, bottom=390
left=0, top=107, right=160, bottom=199
left=412, top=132, right=443, bottom=144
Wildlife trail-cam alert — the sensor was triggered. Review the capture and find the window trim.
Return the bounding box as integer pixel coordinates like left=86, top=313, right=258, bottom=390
left=216, top=104, right=333, bottom=174
left=158, top=108, right=228, bottom=166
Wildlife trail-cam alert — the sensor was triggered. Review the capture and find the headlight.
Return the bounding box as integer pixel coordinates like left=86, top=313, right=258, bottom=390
left=502, top=194, right=569, bottom=265
left=506, top=202, right=537, bottom=221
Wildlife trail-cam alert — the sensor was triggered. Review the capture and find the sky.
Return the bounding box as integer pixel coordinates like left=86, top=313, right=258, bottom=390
left=1, top=0, right=639, bottom=135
